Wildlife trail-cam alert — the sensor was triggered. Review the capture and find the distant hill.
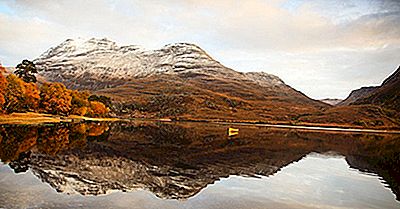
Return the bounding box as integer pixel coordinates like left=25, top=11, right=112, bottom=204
left=296, top=66, right=400, bottom=128
left=338, top=86, right=378, bottom=106
left=320, top=98, right=343, bottom=106
left=352, top=66, right=400, bottom=112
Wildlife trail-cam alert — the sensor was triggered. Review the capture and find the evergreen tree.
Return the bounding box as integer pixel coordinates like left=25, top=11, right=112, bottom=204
left=15, top=60, right=38, bottom=83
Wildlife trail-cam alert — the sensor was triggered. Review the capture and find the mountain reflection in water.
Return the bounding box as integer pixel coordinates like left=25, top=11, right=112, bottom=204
left=0, top=121, right=399, bottom=204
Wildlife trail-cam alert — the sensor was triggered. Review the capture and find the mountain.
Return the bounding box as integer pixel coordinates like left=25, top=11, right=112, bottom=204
left=352, top=66, right=400, bottom=112
left=35, top=38, right=235, bottom=89
left=35, top=38, right=285, bottom=90
left=34, top=38, right=327, bottom=122
left=32, top=38, right=399, bottom=128
left=340, top=66, right=399, bottom=109
left=338, top=86, right=378, bottom=106
left=320, top=98, right=343, bottom=106
left=298, top=67, right=400, bottom=128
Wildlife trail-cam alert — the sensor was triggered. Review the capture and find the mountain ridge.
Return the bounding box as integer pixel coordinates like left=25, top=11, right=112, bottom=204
left=31, top=38, right=399, bottom=128
left=34, top=38, right=289, bottom=90
left=33, top=38, right=329, bottom=122
left=352, top=66, right=400, bottom=113
left=339, top=66, right=399, bottom=111
left=338, top=86, right=378, bottom=106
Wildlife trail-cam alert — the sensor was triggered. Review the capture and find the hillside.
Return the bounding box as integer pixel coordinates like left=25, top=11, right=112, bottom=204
left=297, top=66, right=400, bottom=128
left=34, top=38, right=328, bottom=123
left=338, top=87, right=378, bottom=106
left=32, top=38, right=399, bottom=128
left=352, top=66, right=400, bottom=112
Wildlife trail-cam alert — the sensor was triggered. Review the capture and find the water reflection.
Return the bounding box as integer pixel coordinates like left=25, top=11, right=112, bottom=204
left=0, top=121, right=399, bottom=202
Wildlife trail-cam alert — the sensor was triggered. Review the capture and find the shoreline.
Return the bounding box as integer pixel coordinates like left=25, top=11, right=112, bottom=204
left=1, top=113, right=399, bottom=134
left=0, top=112, right=119, bottom=125
left=211, top=121, right=400, bottom=134
left=123, top=118, right=400, bottom=134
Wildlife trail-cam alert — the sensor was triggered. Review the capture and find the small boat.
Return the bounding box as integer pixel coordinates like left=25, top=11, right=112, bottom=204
left=228, top=128, right=239, bottom=136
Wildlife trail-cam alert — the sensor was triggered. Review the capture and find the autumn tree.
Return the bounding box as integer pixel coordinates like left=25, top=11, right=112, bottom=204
left=0, top=65, right=8, bottom=111
left=23, top=82, right=40, bottom=110
left=70, top=90, right=90, bottom=116
left=88, top=101, right=109, bottom=117
left=40, top=83, right=72, bottom=115
left=4, top=75, right=27, bottom=112
left=15, top=60, right=38, bottom=83
left=88, top=95, right=112, bottom=108
left=3, top=75, right=40, bottom=113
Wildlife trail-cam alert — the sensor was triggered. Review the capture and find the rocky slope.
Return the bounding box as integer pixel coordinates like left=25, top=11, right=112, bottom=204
left=340, top=66, right=399, bottom=109
left=34, top=38, right=327, bottom=122
left=298, top=66, right=400, bottom=128
left=352, top=66, right=400, bottom=112
left=338, top=86, right=378, bottom=106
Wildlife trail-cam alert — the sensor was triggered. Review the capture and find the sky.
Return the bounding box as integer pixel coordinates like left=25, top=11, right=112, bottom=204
left=0, top=0, right=399, bottom=99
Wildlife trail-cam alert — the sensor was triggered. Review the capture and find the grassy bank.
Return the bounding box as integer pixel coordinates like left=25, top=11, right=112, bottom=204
left=0, top=112, right=120, bottom=125
left=1, top=112, right=399, bottom=133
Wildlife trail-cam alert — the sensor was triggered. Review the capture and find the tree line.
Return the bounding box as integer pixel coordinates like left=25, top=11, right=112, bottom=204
left=0, top=60, right=109, bottom=117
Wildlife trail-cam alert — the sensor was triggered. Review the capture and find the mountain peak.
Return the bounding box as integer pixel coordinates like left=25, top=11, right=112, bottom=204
left=38, top=37, right=118, bottom=60
left=159, top=42, right=215, bottom=61
left=161, top=43, right=204, bottom=52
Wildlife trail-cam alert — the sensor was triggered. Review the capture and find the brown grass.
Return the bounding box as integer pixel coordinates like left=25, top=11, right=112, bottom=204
left=93, top=74, right=400, bottom=129
left=0, top=112, right=119, bottom=125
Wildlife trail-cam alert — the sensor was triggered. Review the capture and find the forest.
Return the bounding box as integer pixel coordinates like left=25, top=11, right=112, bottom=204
left=0, top=60, right=109, bottom=117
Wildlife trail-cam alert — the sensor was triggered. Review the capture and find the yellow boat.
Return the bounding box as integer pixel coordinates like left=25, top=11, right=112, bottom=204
left=228, top=128, right=239, bottom=136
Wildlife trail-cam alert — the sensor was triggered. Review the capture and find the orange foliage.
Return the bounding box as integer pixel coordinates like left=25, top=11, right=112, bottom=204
left=88, top=101, right=109, bottom=117
left=3, top=75, right=40, bottom=113
left=0, top=63, right=109, bottom=117
left=4, top=75, right=25, bottom=112
left=70, top=90, right=90, bottom=115
left=0, top=66, right=7, bottom=110
left=40, top=83, right=72, bottom=115
left=23, top=82, right=40, bottom=111
left=72, top=106, right=88, bottom=116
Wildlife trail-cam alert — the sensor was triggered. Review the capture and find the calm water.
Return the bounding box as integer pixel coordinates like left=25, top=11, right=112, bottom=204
left=0, top=121, right=399, bottom=209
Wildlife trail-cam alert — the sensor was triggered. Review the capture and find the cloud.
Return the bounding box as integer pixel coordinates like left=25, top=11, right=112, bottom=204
left=4, top=0, right=400, bottom=51
left=0, top=13, right=68, bottom=64
left=0, top=0, right=399, bottom=99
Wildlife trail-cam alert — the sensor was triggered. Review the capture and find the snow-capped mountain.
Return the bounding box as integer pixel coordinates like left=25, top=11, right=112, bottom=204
left=35, top=38, right=285, bottom=90
left=34, top=38, right=330, bottom=121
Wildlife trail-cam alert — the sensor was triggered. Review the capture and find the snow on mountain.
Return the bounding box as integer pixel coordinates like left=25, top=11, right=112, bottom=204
left=35, top=38, right=286, bottom=90
left=244, top=72, right=285, bottom=87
